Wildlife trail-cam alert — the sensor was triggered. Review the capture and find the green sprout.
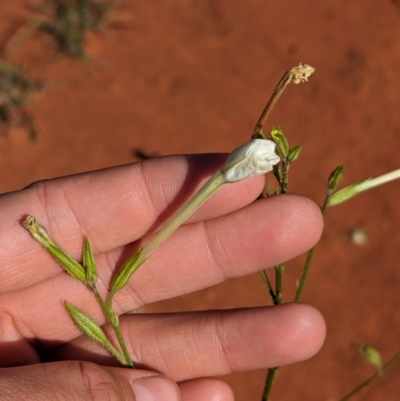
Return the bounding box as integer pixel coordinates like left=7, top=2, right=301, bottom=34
left=38, top=0, right=119, bottom=58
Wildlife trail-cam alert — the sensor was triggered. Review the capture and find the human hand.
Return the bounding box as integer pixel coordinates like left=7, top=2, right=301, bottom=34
left=0, top=153, right=325, bottom=400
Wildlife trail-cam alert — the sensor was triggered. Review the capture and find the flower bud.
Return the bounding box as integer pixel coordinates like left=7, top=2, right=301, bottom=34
left=221, top=139, right=281, bottom=183
left=361, top=345, right=382, bottom=372
left=328, top=165, right=345, bottom=190
left=24, top=216, right=86, bottom=282
left=270, top=126, right=289, bottom=159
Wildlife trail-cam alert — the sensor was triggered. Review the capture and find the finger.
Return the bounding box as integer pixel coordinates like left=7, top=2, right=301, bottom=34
left=179, top=379, right=234, bottom=401
left=1, top=154, right=264, bottom=292
left=0, top=362, right=180, bottom=401
left=55, top=304, right=326, bottom=381
left=3, top=195, right=323, bottom=342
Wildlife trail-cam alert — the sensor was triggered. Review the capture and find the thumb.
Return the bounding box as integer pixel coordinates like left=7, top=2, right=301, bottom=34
left=0, top=361, right=180, bottom=401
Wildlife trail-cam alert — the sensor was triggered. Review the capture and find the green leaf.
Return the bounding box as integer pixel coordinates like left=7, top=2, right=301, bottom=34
left=110, top=249, right=145, bottom=293
left=288, top=145, right=302, bottom=162
left=64, top=301, right=125, bottom=365
left=83, top=236, right=97, bottom=284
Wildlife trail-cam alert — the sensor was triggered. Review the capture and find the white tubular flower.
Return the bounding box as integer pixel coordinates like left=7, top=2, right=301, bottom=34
left=220, top=139, right=281, bottom=182
left=141, top=139, right=280, bottom=258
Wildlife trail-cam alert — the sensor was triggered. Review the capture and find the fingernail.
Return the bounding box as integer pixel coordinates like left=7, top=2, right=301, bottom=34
left=131, top=376, right=179, bottom=401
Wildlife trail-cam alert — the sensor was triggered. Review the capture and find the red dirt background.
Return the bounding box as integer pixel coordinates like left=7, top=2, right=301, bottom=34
left=1, top=1, right=400, bottom=400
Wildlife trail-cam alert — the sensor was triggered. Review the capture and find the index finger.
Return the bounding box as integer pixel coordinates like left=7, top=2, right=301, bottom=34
left=0, top=154, right=265, bottom=292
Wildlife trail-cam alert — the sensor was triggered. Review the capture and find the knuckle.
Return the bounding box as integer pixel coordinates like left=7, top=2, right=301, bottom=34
left=77, top=361, right=127, bottom=401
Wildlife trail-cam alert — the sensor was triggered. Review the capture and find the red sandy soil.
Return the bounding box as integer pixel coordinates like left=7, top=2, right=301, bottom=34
left=1, top=1, right=400, bottom=400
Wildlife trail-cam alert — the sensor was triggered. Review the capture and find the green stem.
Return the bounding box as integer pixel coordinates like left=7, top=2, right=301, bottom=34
left=294, top=246, right=316, bottom=302
left=294, top=192, right=330, bottom=302
left=274, top=264, right=284, bottom=304
left=259, top=270, right=276, bottom=304
left=261, top=367, right=279, bottom=401
left=338, top=350, right=400, bottom=401
left=91, top=286, right=133, bottom=367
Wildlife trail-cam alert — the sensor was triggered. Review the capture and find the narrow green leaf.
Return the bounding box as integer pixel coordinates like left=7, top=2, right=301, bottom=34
left=83, top=236, right=97, bottom=284
left=110, top=249, right=145, bottom=293
left=64, top=301, right=125, bottom=365
left=288, top=145, right=302, bottom=162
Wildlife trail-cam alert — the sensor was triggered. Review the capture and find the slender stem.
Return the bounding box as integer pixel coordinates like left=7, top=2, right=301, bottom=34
left=280, top=160, right=291, bottom=194
left=274, top=264, right=284, bottom=304
left=294, top=247, right=316, bottom=302
left=338, top=350, right=400, bottom=401
left=251, top=63, right=314, bottom=139
left=142, top=170, right=225, bottom=258
left=259, top=270, right=276, bottom=304
left=112, top=320, right=134, bottom=368
left=91, top=285, right=133, bottom=367
left=294, top=192, right=330, bottom=302
left=261, top=367, right=279, bottom=401
left=251, top=71, right=293, bottom=139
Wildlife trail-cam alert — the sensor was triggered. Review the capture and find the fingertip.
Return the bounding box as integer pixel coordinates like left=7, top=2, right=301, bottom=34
left=180, top=378, right=234, bottom=401
left=283, top=303, right=327, bottom=362
left=278, top=194, right=324, bottom=245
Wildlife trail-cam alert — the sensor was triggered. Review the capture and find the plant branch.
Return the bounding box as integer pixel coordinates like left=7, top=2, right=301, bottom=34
left=295, top=191, right=330, bottom=302
left=91, top=285, right=133, bottom=367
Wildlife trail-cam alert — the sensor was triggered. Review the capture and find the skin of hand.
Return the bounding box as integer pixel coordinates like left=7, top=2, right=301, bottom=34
left=0, top=153, right=326, bottom=401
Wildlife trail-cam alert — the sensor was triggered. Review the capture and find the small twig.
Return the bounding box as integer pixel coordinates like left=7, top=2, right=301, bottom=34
left=251, top=63, right=315, bottom=139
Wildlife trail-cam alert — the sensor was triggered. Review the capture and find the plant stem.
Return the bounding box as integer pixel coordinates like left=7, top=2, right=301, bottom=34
left=91, top=285, right=133, bottom=367
left=274, top=264, right=285, bottom=304
left=338, top=350, right=400, bottom=401
left=251, top=64, right=314, bottom=139
left=259, top=270, right=276, bottom=304
left=294, top=246, right=316, bottom=302
left=261, top=367, right=279, bottom=401
left=294, top=192, right=330, bottom=302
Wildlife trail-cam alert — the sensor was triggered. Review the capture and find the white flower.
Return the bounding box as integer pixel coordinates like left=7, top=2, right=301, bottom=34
left=220, top=139, right=281, bottom=182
